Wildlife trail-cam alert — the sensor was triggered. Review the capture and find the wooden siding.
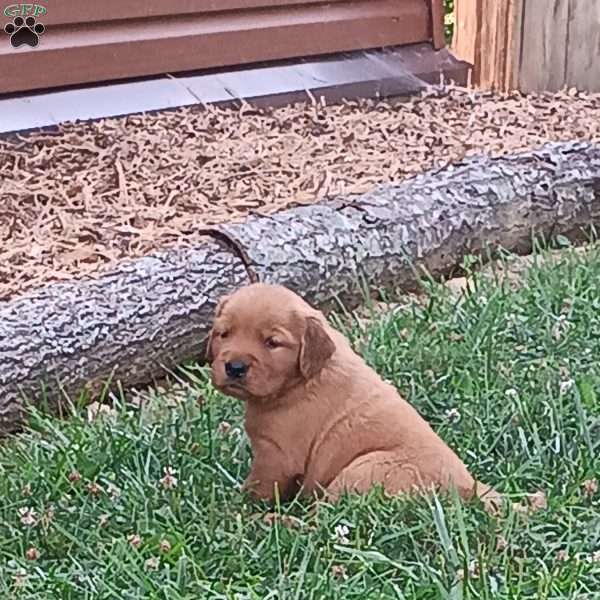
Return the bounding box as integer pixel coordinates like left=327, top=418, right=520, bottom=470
left=452, top=0, right=600, bottom=93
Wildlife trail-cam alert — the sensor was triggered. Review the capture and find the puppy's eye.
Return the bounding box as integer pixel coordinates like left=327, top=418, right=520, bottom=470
left=220, top=330, right=230, bottom=339
left=265, top=337, right=280, bottom=349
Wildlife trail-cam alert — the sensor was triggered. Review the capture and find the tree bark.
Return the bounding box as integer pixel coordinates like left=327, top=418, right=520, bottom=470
left=1, top=141, right=600, bottom=435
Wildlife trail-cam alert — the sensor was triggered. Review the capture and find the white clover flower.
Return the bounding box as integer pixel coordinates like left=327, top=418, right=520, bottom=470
left=18, top=507, right=37, bottom=527
left=445, top=408, right=461, bottom=423
left=160, top=466, right=178, bottom=490
left=334, top=524, right=350, bottom=544
left=559, top=380, right=574, bottom=394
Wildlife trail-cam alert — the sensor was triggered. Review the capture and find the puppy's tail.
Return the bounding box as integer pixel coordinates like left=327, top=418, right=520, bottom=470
left=474, top=480, right=504, bottom=515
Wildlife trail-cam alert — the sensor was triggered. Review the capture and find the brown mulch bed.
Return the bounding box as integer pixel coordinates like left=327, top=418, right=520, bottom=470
left=2, top=87, right=600, bottom=302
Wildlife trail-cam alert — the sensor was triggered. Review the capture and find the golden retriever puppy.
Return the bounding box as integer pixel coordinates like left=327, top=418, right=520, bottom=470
left=207, top=283, right=502, bottom=512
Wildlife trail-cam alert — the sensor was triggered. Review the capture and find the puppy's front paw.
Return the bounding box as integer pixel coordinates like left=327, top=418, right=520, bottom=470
left=242, top=473, right=302, bottom=503
left=242, top=476, right=276, bottom=502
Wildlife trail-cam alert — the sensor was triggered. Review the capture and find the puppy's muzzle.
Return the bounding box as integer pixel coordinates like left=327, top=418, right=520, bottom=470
left=225, top=360, right=249, bottom=380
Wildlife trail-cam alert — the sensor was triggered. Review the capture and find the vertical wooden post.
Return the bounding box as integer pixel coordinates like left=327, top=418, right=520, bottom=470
left=517, top=0, right=568, bottom=92
left=503, top=0, right=523, bottom=91
left=451, top=0, right=482, bottom=83
left=563, top=0, right=600, bottom=91
left=452, top=0, right=600, bottom=93
left=518, top=0, right=600, bottom=93
left=452, top=0, right=521, bottom=91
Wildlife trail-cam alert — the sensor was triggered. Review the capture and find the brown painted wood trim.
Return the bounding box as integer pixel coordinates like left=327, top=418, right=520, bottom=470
left=430, top=0, right=446, bottom=49
left=41, top=0, right=352, bottom=26
left=0, top=0, right=432, bottom=95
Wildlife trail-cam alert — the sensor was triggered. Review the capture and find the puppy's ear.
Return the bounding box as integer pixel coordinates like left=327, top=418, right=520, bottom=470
left=213, top=294, right=230, bottom=319
left=299, top=316, right=336, bottom=380
left=206, top=295, right=230, bottom=363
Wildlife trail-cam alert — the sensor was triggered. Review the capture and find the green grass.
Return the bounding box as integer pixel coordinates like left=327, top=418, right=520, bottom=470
left=444, top=0, right=454, bottom=42
left=2, top=244, right=600, bottom=599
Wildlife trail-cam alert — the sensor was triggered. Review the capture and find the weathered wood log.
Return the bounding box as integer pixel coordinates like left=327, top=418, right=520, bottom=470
left=1, top=141, right=600, bottom=435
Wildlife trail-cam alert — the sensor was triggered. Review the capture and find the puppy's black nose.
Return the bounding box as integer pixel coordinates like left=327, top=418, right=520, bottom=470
left=225, top=360, right=248, bottom=380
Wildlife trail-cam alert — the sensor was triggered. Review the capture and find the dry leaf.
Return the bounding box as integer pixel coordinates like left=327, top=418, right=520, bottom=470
left=516, top=490, right=548, bottom=515
left=25, top=547, right=40, bottom=560
left=528, top=490, right=548, bottom=511
left=86, top=402, right=117, bottom=423
left=262, top=512, right=302, bottom=529
left=582, top=479, right=598, bottom=498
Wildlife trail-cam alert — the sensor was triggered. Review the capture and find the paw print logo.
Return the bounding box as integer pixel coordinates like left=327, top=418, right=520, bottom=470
left=4, top=16, right=45, bottom=48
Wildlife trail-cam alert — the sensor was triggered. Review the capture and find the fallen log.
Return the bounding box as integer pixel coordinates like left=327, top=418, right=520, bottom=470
left=1, top=141, right=600, bottom=435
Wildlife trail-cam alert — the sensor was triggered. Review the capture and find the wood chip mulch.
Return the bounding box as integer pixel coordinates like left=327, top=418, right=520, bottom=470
left=2, top=86, right=600, bottom=302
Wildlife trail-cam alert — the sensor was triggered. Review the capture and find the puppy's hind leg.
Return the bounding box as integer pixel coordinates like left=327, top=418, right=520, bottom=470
left=325, top=451, right=416, bottom=501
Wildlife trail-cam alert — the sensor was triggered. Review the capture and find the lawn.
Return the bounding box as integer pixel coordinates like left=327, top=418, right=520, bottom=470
left=1, top=244, right=599, bottom=599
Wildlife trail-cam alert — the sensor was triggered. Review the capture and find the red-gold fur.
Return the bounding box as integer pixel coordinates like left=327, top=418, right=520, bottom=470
left=208, top=283, right=502, bottom=511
